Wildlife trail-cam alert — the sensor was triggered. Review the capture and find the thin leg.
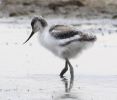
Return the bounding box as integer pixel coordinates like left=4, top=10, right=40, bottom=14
left=60, top=60, right=68, bottom=78
left=66, top=59, right=74, bottom=79
left=66, top=58, right=74, bottom=91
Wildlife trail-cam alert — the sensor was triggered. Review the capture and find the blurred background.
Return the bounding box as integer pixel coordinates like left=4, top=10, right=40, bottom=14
left=0, top=0, right=117, bottom=18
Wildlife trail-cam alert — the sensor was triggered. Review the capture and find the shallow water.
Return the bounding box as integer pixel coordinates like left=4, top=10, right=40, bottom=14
left=0, top=75, right=117, bottom=100
left=0, top=17, right=117, bottom=99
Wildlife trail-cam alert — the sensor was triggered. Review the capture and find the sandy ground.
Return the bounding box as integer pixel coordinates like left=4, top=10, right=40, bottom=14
left=0, top=17, right=117, bottom=100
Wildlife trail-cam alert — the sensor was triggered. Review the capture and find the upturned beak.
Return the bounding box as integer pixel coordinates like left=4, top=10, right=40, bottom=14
left=23, top=31, right=35, bottom=44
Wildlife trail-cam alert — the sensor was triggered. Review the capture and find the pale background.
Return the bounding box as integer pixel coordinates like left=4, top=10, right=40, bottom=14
left=0, top=0, right=117, bottom=100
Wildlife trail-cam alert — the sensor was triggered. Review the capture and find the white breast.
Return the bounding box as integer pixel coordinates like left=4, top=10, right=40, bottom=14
left=39, top=26, right=96, bottom=59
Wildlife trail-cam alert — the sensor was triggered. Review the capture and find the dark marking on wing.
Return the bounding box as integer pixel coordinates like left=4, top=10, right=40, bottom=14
left=54, top=31, right=82, bottom=39
left=60, top=34, right=96, bottom=46
left=49, top=25, right=96, bottom=46
left=49, top=25, right=83, bottom=39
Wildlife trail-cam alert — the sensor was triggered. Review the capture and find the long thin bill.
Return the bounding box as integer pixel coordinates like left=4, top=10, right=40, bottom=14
left=23, top=31, right=35, bottom=44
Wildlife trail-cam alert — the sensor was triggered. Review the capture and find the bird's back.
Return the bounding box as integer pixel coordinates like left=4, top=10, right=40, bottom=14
left=49, top=25, right=96, bottom=41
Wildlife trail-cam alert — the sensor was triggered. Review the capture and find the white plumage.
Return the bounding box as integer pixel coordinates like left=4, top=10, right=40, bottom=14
left=39, top=25, right=96, bottom=59
left=24, top=16, right=96, bottom=78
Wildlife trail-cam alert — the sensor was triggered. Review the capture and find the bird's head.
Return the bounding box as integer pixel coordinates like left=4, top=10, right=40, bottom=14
left=23, top=16, right=47, bottom=44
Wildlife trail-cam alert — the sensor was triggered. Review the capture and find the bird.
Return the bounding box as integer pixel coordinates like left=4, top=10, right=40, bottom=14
left=23, top=16, right=96, bottom=79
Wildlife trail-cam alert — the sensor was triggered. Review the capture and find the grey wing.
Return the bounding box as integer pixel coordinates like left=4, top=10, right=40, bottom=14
left=49, top=25, right=96, bottom=46
left=49, top=25, right=82, bottom=39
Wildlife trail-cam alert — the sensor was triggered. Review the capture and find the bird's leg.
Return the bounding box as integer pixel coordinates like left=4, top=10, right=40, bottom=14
left=66, top=59, right=74, bottom=91
left=60, top=59, right=68, bottom=78
left=66, top=59, right=74, bottom=80
left=60, top=59, right=74, bottom=92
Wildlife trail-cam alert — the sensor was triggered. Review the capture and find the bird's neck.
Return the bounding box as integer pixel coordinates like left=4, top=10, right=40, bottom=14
left=40, top=25, right=49, bottom=33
